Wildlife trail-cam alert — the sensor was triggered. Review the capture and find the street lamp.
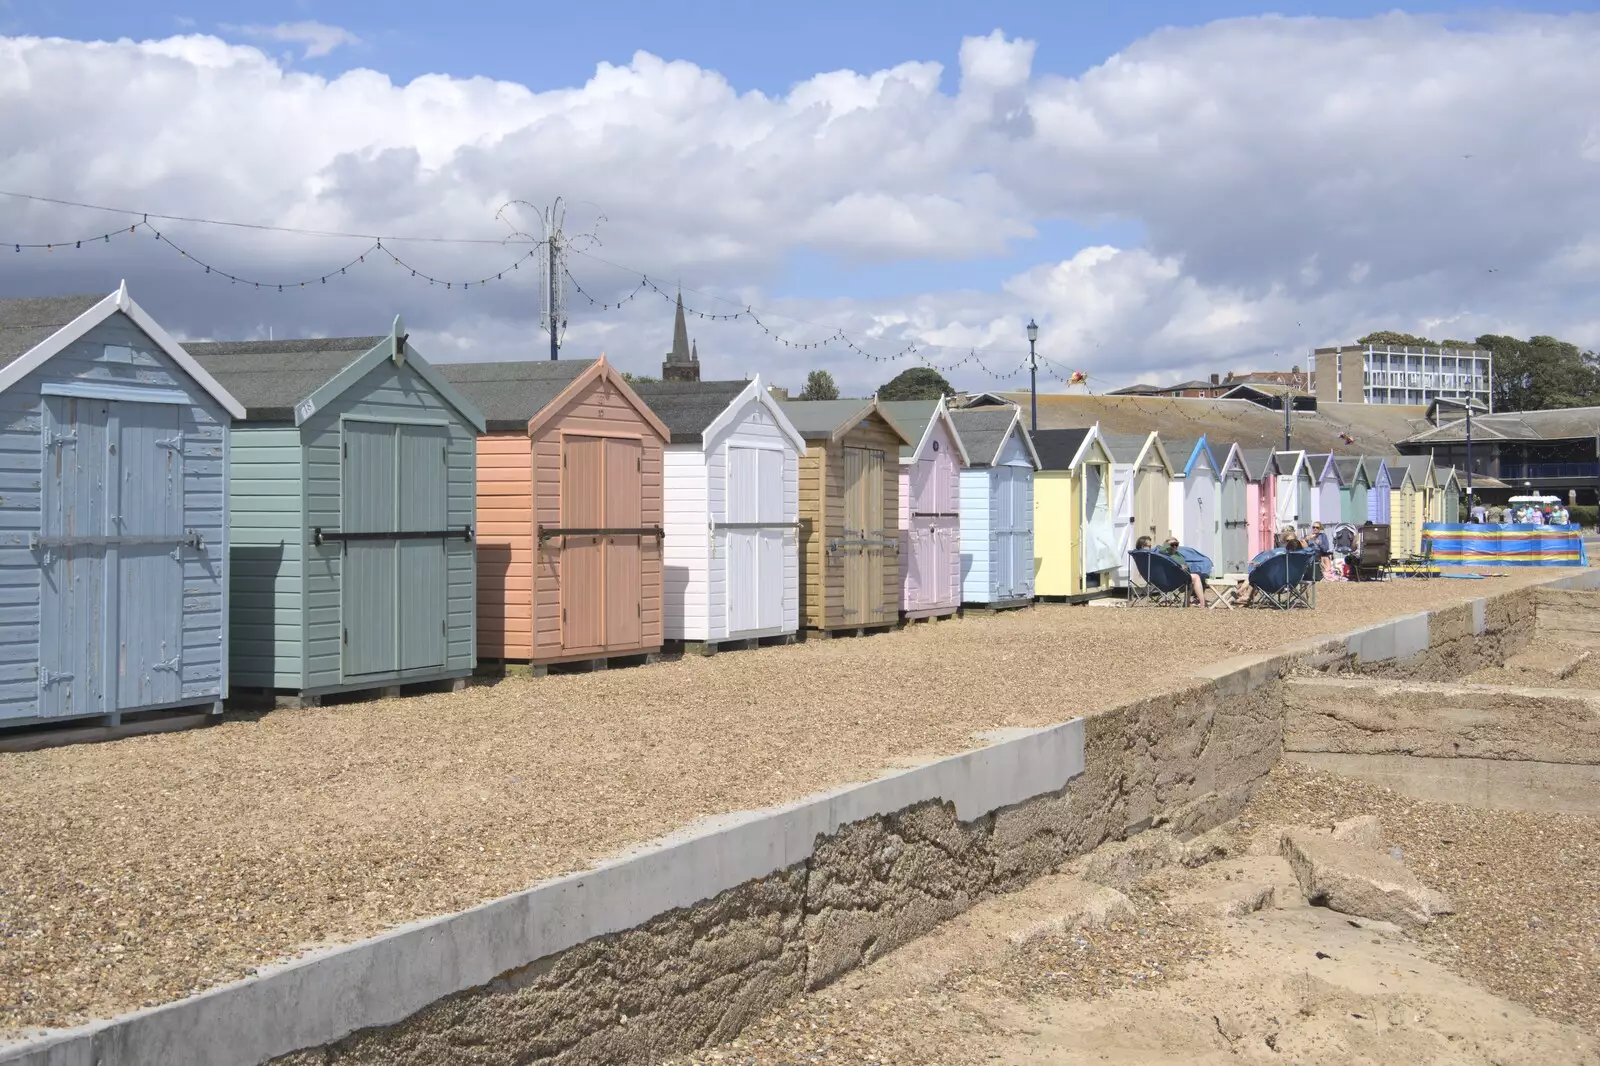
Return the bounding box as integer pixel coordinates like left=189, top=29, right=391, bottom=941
left=1434, top=397, right=1476, bottom=502
left=1026, top=318, right=1039, bottom=433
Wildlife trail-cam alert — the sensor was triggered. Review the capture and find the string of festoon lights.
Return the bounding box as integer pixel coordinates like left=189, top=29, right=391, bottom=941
left=4, top=200, right=1088, bottom=384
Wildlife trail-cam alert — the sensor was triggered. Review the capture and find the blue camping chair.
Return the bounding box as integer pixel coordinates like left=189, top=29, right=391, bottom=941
left=1247, top=549, right=1318, bottom=609
left=1128, top=549, right=1194, bottom=607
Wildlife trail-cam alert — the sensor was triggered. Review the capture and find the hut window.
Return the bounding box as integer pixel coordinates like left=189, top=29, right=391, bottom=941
left=932, top=440, right=940, bottom=452
left=103, top=345, right=135, bottom=364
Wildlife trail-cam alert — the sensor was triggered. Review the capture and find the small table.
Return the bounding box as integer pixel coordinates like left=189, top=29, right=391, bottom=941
left=1207, top=574, right=1248, bottom=610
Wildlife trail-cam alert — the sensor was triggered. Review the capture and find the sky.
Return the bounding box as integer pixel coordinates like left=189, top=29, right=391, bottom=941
left=2, top=2, right=1599, bottom=394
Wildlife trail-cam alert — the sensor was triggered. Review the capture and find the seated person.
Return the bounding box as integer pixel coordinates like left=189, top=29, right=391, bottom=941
left=1308, top=521, right=1334, bottom=580
left=1135, top=535, right=1153, bottom=550
left=1280, top=527, right=1305, bottom=551
left=1157, top=536, right=1206, bottom=606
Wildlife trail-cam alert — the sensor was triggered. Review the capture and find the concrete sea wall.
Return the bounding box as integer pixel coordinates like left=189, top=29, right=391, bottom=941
left=7, top=570, right=1600, bottom=1066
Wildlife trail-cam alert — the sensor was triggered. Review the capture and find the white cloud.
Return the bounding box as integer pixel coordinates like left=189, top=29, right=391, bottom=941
left=222, top=20, right=360, bottom=59
left=1, top=14, right=1598, bottom=396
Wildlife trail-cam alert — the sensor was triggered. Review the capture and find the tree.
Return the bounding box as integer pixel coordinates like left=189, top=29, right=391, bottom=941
left=798, top=369, right=839, bottom=400
left=1479, top=333, right=1600, bottom=412
left=1357, top=330, right=1436, bottom=347
left=620, top=372, right=659, bottom=385
left=878, top=366, right=954, bottom=401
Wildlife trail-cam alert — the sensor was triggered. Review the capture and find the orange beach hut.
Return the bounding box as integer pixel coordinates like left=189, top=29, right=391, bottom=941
left=442, top=357, right=671, bottom=668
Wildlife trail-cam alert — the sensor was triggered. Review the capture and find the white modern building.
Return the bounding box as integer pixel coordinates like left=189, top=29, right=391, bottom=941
left=1313, top=344, right=1492, bottom=410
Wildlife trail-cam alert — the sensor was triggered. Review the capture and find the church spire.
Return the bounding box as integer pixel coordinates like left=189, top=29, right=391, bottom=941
left=662, top=287, right=701, bottom=381
left=670, top=289, right=690, bottom=364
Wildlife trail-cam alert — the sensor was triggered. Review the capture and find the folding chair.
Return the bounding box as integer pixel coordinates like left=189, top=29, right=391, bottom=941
left=1128, top=549, right=1193, bottom=607
left=1248, top=549, right=1319, bottom=609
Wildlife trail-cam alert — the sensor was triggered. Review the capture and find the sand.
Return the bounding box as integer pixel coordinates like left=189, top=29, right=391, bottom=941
left=0, top=570, right=1575, bottom=1033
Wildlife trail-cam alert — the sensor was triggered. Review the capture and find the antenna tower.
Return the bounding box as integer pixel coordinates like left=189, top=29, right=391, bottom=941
left=496, top=198, right=606, bottom=360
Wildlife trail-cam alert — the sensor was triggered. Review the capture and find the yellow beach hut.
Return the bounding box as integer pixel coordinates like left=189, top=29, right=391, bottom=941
left=1389, top=455, right=1435, bottom=557
left=1032, top=425, right=1119, bottom=598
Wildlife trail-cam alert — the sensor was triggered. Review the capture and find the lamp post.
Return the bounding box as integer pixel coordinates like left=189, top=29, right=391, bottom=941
left=1027, top=318, right=1039, bottom=433
left=1436, top=396, right=1475, bottom=506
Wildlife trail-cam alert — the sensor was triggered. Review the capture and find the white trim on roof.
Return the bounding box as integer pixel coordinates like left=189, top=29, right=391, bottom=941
left=1066, top=422, right=1113, bottom=470
left=899, top=396, right=972, bottom=467
left=0, top=281, right=247, bottom=419
left=699, top=375, right=808, bottom=455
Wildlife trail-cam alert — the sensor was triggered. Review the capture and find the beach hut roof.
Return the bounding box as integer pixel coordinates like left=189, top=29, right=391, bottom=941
left=630, top=379, right=749, bottom=442
left=437, top=358, right=596, bottom=432
left=1032, top=425, right=1111, bottom=472
left=1334, top=456, right=1367, bottom=484
left=1304, top=452, right=1344, bottom=485
left=948, top=406, right=1041, bottom=468
left=1165, top=435, right=1218, bottom=476
left=1274, top=450, right=1311, bottom=477
left=189, top=317, right=482, bottom=430
left=776, top=397, right=911, bottom=445
left=2, top=282, right=246, bottom=418
left=1100, top=431, right=1173, bottom=472
left=633, top=376, right=806, bottom=450
left=1236, top=447, right=1278, bottom=480
left=879, top=397, right=971, bottom=464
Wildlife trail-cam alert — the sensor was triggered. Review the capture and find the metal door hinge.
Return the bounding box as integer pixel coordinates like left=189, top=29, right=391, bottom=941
left=343, top=627, right=349, bottom=645
left=40, top=669, right=74, bottom=686
left=156, top=433, right=184, bottom=451
left=152, top=655, right=181, bottom=672
left=49, top=430, right=77, bottom=449
left=343, top=441, right=348, bottom=458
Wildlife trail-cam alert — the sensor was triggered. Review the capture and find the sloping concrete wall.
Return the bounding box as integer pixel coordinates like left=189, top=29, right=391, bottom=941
left=7, top=567, right=1599, bottom=1066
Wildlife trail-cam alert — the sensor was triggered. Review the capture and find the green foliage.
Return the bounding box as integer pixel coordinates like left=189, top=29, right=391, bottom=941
left=1477, top=334, right=1600, bottom=412
left=799, top=369, right=840, bottom=401
left=1357, top=330, right=1436, bottom=347
left=620, top=372, right=659, bottom=385
left=878, top=366, right=955, bottom=401
left=1568, top=505, right=1598, bottom=528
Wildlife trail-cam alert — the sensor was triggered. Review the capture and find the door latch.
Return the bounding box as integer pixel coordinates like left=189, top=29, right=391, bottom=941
left=40, top=669, right=74, bottom=686
left=152, top=655, right=181, bottom=672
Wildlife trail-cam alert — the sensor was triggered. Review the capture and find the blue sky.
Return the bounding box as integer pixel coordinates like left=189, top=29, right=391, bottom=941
left=4, top=0, right=1593, bottom=305
left=3, top=4, right=1599, bottom=390
left=6, top=1, right=1595, bottom=93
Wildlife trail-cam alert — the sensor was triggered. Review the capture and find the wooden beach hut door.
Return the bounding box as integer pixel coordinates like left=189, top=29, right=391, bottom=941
left=39, top=396, right=189, bottom=717
left=341, top=421, right=449, bottom=678
left=559, top=436, right=644, bottom=653
left=1134, top=464, right=1168, bottom=543
left=726, top=445, right=784, bottom=635
left=1220, top=474, right=1249, bottom=574
left=841, top=446, right=887, bottom=624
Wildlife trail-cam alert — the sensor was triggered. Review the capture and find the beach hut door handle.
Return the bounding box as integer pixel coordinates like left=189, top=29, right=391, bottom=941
left=39, top=669, right=74, bottom=687
left=312, top=526, right=475, bottom=547
left=537, top=526, right=665, bottom=542
left=156, top=433, right=184, bottom=451
left=48, top=430, right=77, bottom=449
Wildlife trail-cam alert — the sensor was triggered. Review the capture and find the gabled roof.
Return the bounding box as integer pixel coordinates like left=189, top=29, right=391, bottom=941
left=1304, top=453, right=1343, bottom=485
left=1394, top=454, right=1436, bottom=487
left=190, top=317, right=484, bottom=431
left=438, top=358, right=596, bottom=432
left=1274, top=450, right=1311, bottom=478
left=0, top=282, right=245, bottom=418
left=1166, top=435, right=1218, bottom=478
left=1401, top=405, right=1600, bottom=445
left=633, top=376, right=805, bottom=451
left=1236, top=448, right=1279, bottom=480
left=1102, top=431, right=1163, bottom=471
left=1031, top=428, right=1090, bottom=472
left=775, top=397, right=910, bottom=446
left=1218, top=441, right=1248, bottom=478
left=1334, top=456, right=1368, bottom=485
left=1362, top=455, right=1392, bottom=484
left=878, top=396, right=970, bottom=465
left=630, top=379, right=750, bottom=444
left=948, top=406, right=1041, bottom=469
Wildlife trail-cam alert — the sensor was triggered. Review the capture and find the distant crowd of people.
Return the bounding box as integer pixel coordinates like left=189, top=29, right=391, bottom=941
left=1467, top=502, right=1571, bottom=525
